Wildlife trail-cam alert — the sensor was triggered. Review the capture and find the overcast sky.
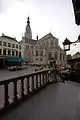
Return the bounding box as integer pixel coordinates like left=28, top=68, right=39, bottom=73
left=0, top=0, right=80, bottom=55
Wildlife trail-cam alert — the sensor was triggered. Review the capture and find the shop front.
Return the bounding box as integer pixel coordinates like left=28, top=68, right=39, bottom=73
left=6, top=57, right=24, bottom=67
left=0, top=57, right=27, bottom=69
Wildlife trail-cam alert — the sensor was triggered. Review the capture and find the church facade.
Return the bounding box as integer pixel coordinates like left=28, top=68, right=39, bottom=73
left=21, top=17, right=67, bottom=66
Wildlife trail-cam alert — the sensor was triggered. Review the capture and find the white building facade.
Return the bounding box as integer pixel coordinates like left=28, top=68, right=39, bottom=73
left=0, top=33, right=22, bottom=57
left=0, top=33, right=22, bottom=68
left=22, top=17, right=67, bottom=66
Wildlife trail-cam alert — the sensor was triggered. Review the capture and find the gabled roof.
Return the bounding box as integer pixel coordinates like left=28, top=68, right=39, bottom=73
left=36, top=33, right=57, bottom=45
left=39, top=33, right=56, bottom=41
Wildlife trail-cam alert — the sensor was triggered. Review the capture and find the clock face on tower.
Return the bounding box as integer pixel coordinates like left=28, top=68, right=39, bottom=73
left=26, top=45, right=29, bottom=49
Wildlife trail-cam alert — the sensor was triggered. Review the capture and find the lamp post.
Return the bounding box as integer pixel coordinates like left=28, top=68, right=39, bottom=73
left=63, top=35, right=80, bottom=51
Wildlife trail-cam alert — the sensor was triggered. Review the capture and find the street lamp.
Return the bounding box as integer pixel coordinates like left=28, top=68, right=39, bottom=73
left=63, top=35, right=80, bottom=51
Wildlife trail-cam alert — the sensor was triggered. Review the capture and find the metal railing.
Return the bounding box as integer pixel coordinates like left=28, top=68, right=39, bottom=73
left=0, top=69, right=55, bottom=115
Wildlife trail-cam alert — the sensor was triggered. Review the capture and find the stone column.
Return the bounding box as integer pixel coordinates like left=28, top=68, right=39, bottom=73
left=6, top=49, right=8, bottom=56
left=2, top=48, right=3, bottom=55
left=14, top=50, right=16, bottom=56
left=11, top=50, right=12, bottom=56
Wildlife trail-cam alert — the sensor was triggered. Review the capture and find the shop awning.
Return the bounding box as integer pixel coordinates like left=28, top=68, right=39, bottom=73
left=7, top=58, right=25, bottom=62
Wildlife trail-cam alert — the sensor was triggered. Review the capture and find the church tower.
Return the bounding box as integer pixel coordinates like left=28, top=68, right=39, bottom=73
left=25, top=17, right=32, bottom=39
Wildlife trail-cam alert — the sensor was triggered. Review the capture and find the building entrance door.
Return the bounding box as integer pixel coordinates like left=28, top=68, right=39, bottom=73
left=0, top=58, right=6, bottom=68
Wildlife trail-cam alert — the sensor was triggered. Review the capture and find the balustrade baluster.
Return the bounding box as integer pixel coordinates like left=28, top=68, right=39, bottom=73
left=43, top=72, right=44, bottom=86
left=36, top=75, right=38, bottom=89
left=45, top=72, right=47, bottom=84
left=21, top=78, right=24, bottom=99
left=48, top=71, right=51, bottom=83
left=47, top=71, right=49, bottom=83
left=44, top=72, right=46, bottom=84
left=13, top=80, right=18, bottom=102
left=4, top=82, right=9, bottom=108
left=32, top=75, right=34, bottom=91
left=43, top=72, right=45, bottom=85
left=27, top=76, right=30, bottom=95
left=40, top=73, right=41, bottom=87
left=50, top=71, right=52, bottom=83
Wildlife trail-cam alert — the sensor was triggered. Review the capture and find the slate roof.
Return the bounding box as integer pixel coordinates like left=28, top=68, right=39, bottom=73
left=36, top=33, right=57, bottom=44
left=39, top=33, right=56, bottom=40
left=1, top=34, right=18, bottom=42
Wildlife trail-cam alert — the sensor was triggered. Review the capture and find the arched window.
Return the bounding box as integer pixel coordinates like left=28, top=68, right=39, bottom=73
left=36, top=50, right=38, bottom=56
left=50, top=40, right=54, bottom=48
left=55, top=52, right=57, bottom=60
left=41, top=43, right=44, bottom=49
left=39, top=44, right=41, bottom=48
left=48, top=52, right=52, bottom=60
left=60, top=52, right=62, bottom=60
left=46, top=41, right=49, bottom=47
left=43, top=42, right=45, bottom=46
left=41, top=51, right=43, bottom=56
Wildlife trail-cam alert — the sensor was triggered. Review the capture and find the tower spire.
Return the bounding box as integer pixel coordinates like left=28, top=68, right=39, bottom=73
left=25, top=16, right=32, bottom=39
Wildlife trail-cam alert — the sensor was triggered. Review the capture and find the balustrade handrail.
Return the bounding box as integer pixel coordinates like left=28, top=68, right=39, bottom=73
left=0, top=69, right=52, bottom=85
